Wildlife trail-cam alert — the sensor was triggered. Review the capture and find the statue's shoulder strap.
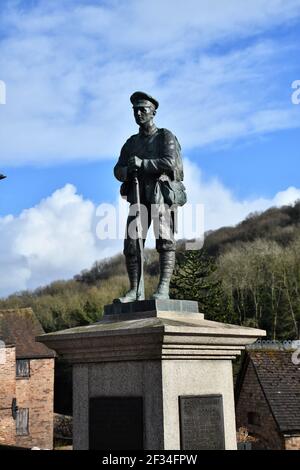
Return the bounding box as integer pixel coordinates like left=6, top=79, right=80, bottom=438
left=126, top=133, right=139, bottom=145
left=158, top=128, right=184, bottom=181
left=159, top=127, right=175, bottom=139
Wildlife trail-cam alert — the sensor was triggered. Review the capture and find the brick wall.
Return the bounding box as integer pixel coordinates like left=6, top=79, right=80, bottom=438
left=236, top=361, right=284, bottom=449
left=284, top=435, right=300, bottom=450
left=0, top=346, right=16, bottom=446
left=16, top=358, right=54, bottom=449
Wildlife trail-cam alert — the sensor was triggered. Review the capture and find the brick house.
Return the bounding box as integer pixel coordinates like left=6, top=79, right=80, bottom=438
left=0, top=308, right=55, bottom=449
left=235, top=349, right=300, bottom=450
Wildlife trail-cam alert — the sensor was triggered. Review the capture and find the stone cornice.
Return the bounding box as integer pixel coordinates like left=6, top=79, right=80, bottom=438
left=37, top=308, right=266, bottom=364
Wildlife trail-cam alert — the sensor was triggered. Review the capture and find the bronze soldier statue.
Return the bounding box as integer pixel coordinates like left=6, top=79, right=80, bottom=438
left=114, top=92, right=186, bottom=302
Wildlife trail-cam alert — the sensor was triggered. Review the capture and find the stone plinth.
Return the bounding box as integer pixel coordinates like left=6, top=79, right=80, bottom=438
left=37, top=300, right=265, bottom=450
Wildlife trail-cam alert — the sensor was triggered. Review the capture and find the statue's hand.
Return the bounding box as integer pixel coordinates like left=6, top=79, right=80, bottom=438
left=128, top=156, right=142, bottom=172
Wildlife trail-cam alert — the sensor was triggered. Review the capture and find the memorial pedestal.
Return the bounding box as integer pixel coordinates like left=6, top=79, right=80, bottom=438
left=37, top=300, right=265, bottom=450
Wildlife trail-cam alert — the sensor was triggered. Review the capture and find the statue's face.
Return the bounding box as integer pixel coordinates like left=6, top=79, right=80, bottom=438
left=133, top=103, right=155, bottom=126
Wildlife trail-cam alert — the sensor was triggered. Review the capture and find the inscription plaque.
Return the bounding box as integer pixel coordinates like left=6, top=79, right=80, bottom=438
left=89, top=397, right=143, bottom=450
left=179, top=395, right=225, bottom=450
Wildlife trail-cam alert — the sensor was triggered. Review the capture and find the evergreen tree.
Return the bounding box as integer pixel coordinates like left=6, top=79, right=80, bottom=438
left=170, top=250, right=232, bottom=322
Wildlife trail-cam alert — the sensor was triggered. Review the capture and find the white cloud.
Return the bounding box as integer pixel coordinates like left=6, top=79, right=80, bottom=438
left=183, top=159, right=300, bottom=232
left=0, top=184, right=122, bottom=297
left=1, top=168, right=300, bottom=297
left=0, top=0, right=299, bottom=165
left=0, top=0, right=299, bottom=295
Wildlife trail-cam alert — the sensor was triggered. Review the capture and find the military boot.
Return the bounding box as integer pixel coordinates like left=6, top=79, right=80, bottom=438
left=152, top=251, right=175, bottom=300
left=116, top=256, right=145, bottom=303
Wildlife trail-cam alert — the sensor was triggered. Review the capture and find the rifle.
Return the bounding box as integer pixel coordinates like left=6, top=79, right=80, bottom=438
left=132, top=169, right=145, bottom=301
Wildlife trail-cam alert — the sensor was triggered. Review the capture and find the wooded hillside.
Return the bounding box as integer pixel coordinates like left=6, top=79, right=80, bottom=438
left=1, top=201, right=300, bottom=339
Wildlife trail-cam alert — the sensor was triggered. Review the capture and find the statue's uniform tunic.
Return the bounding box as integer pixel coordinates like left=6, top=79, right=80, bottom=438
left=114, top=124, right=180, bottom=256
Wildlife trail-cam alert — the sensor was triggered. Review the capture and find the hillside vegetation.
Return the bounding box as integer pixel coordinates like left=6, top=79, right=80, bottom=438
left=1, top=201, right=300, bottom=339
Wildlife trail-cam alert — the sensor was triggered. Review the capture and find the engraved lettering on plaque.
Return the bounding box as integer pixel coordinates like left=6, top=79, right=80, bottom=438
left=179, top=395, right=225, bottom=450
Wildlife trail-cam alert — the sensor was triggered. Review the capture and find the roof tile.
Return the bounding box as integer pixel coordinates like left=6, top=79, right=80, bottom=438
left=0, top=308, right=55, bottom=359
left=249, top=351, right=300, bottom=432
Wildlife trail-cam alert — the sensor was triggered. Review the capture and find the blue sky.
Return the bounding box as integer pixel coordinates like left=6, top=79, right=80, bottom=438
left=0, top=0, right=300, bottom=295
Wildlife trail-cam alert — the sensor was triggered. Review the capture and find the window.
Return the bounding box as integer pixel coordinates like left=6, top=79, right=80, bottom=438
left=247, top=411, right=261, bottom=426
left=16, top=359, right=30, bottom=378
left=16, top=408, right=29, bottom=436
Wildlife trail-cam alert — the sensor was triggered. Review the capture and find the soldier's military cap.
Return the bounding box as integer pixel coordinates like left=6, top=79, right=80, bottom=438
left=130, top=91, right=159, bottom=110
